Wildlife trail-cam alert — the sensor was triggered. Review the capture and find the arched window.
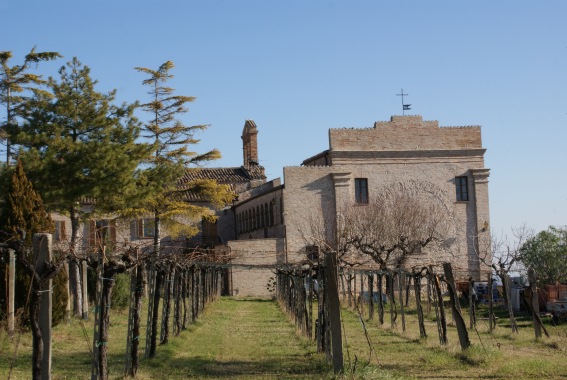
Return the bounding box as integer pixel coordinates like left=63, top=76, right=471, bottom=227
left=255, top=206, right=260, bottom=230
left=260, top=204, right=265, bottom=228
left=269, top=201, right=275, bottom=227
left=246, top=210, right=250, bottom=232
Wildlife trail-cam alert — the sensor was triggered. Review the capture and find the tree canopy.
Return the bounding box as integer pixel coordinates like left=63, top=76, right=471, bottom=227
left=0, top=48, right=61, bottom=165
left=519, top=225, right=567, bottom=285
left=134, top=61, right=233, bottom=251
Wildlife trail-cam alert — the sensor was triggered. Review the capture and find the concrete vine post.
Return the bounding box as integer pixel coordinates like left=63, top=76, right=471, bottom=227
left=7, top=249, right=15, bottom=333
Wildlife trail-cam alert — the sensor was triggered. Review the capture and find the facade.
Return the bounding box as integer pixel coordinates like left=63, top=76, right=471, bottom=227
left=51, top=115, right=492, bottom=296
left=227, top=115, right=491, bottom=295
left=281, top=115, right=491, bottom=279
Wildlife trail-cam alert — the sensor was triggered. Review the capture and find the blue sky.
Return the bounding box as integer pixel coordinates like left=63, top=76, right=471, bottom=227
left=2, top=0, right=566, bottom=239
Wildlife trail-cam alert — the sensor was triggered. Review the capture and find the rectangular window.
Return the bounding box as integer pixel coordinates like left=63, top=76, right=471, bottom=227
left=455, top=176, right=469, bottom=201
left=89, top=219, right=117, bottom=249
left=54, top=220, right=66, bottom=242
left=355, top=178, right=369, bottom=204
left=138, top=218, right=155, bottom=238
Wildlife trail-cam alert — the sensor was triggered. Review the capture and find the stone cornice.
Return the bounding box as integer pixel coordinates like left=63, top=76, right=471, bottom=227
left=470, top=168, right=491, bottom=183
left=329, top=148, right=486, bottom=160
left=332, top=172, right=351, bottom=187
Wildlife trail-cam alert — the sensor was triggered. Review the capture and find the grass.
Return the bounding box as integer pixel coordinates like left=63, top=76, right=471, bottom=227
left=1, top=297, right=567, bottom=379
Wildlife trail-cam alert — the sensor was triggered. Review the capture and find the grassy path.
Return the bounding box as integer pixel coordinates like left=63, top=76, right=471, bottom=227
left=136, top=298, right=326, bottom=379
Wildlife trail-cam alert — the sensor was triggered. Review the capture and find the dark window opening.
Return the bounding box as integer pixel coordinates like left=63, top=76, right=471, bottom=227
left=355, top=178, right=369, bottom=204
left=456, top=176, right=469, bottom=201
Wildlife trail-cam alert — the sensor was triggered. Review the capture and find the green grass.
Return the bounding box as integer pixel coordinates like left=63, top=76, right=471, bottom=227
left=2, top=298, right=567, bottom=379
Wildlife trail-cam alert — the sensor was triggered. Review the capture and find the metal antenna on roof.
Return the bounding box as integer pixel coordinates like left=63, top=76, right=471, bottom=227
left=396, top=89, right=411, bottom=115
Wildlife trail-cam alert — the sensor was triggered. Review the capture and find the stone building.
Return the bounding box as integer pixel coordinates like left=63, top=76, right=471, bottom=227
left=226, top=115, right=491, bottom=295
left=51, top=115, right=492, bottom=297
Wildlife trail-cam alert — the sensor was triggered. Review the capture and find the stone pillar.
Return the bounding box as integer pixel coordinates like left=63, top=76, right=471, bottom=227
left=8, top=249, right=15, bottom=333
left=471, top=168, right=491, bottom=280
left=33, top=233, right=52, bottom=380
left=332, top=171, right=352, bottom=245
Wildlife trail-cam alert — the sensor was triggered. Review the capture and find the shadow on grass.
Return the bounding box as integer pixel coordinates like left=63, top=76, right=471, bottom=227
left=141, top=354, right=328, bottom=378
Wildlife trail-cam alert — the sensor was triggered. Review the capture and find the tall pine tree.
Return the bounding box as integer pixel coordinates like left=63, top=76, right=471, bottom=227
left=134, top=61, right=233, bottom=253
left=135, top=61, right=232, bottom=357
left=12, top=58, right=151, bottom=316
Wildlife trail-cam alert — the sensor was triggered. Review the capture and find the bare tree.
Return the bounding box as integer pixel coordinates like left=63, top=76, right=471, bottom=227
left=346, top=190, right=452, bottom=271
left=476, top=225, right=533, bottom=333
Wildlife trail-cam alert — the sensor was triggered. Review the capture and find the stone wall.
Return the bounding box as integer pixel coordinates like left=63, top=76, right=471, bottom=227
left=226, top=238, right=285, bottom=297
left=281, top=115, right=491, bottom=280
left=329, top=115, right=482, bottom=152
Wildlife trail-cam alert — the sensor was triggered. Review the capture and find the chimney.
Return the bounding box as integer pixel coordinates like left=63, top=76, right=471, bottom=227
left=241, top=120, right=258, bottom=167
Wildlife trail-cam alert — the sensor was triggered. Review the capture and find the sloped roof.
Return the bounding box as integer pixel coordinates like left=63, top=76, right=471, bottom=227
left=179, top=165, right=266, bottom=185
left=178, top=165, right=266, bottom=202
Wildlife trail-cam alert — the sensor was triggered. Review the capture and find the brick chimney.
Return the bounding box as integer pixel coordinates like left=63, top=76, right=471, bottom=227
left=242, top=120, right=258, bottom=167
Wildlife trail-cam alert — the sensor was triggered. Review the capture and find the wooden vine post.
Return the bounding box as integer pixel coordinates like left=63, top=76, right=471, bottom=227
left=527, top=268, right=549, bottom=339
left=430, top=268, right=447, bottom=345
left=324, top=251, right=343, bottom=374
left=398, top=269, right=406, bottom=332
left=488, top=273, right=495, bottom=332
left=503, top=274, right=518, bottom=333
left=442, top=263, right=470, bottom=350
left=90, top=246, right=137, bottom=380
left=413, top=271, right=427, bottom=338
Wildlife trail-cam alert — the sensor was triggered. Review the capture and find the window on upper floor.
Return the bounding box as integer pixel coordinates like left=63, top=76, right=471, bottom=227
left=355, top=178, right=369, bottom=204
left=455, top=176, right=469, bottom=201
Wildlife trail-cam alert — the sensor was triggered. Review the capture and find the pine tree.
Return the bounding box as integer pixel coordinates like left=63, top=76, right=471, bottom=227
left=0, top=48, right=61, bottom=165
left=0, top=160, right=68, bottom=326
left=135, top=61, right=233, bottom=356
left=11, top=58, right=151, bottom=316
left=134, top=61, right=233, bottom=253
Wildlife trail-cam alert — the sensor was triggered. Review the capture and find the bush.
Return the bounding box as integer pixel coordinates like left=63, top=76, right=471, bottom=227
left=111, top=272, right=131, bottom=309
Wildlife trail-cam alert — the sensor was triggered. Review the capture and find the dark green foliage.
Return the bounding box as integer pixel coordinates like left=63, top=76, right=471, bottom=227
left=111, top=272, right=130, bottom=309
left=134, top=61, right=233, bottom=248
left=13, top=57, right=151, bottom=215
left=519, top=226, right=567, bottom=285
left=0, top=160, right=67, bottom=326
left=0, top=48, right=61, bottom=165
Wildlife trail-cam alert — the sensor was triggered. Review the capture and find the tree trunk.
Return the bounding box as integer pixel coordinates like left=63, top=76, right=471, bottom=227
left=97, top=271, right=116, bottom=380
left=69, top=207, right=83, bottom=317
left=149, top=269, right=162, bottom=357
left=129, top=262, right=144, bottom=376
left=30, top=280, right=43, bottom=380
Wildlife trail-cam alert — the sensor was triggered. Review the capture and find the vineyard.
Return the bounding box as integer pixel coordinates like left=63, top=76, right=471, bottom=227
left=2, top=237, right=567, bottom=379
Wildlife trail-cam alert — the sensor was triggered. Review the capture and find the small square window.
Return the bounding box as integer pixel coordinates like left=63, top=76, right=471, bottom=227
left=456, top=176, right=469, bottom=201
left=355, top=178, right=369, bottom=204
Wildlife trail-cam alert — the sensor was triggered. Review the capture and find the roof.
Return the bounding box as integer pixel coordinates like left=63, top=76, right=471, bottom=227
left=178, top=165, right=266, bottom=202
left=179, top=165, right=266, bottom=185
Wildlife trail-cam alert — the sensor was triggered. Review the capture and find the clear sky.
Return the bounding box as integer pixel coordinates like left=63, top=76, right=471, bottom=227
left=2, top=0, right=566, bottom=239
